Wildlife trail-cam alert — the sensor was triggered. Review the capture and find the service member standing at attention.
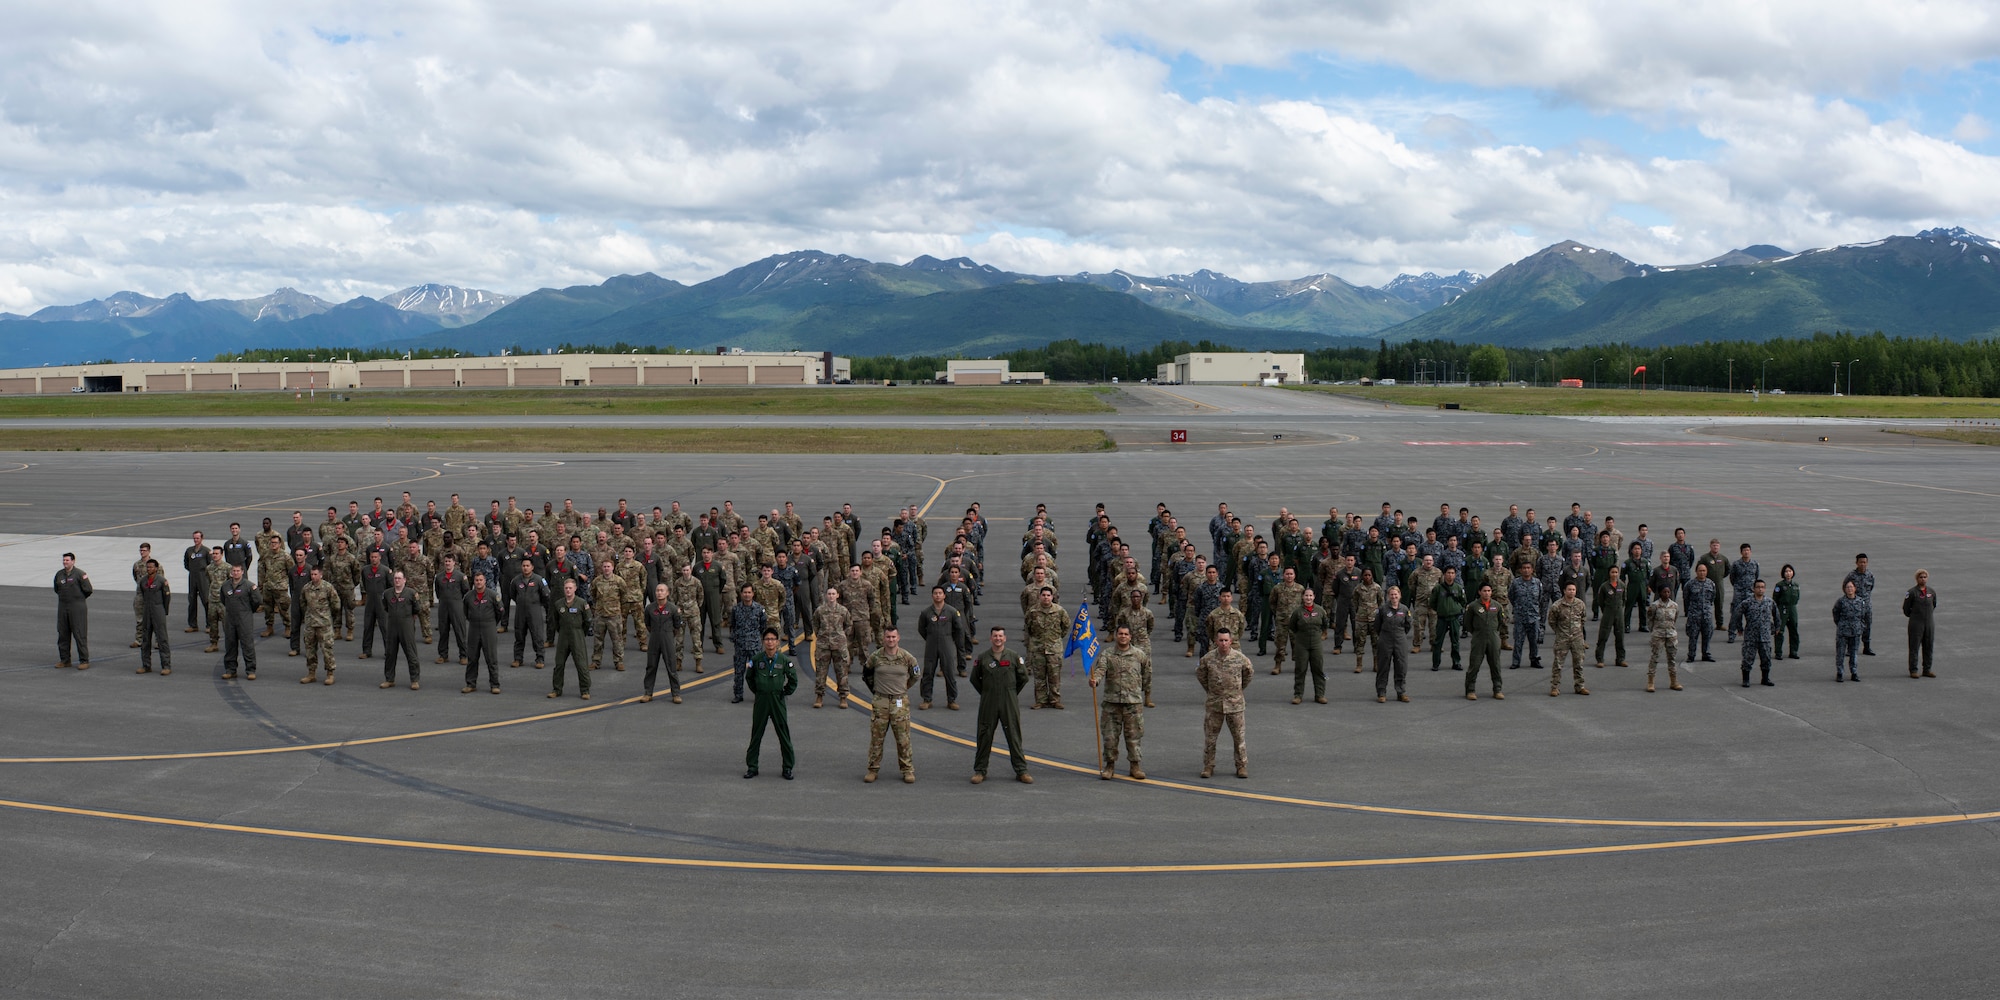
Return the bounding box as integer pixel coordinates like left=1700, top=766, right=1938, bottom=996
left=510, top=558, right=550, bottom=669
left=1772, top=564, right=1802, bottom=660
left=969, top=626, right=1033, bottom=784
left=1738, top=579, right=1777, bottom=688
left=203, top=547, right=228, bottom=652
left=1645, top=583, right=1682, bottom=693
left=135, top=559, right=173, bottom=676
left=1683, top=562, right=1717, bottom=663
left=863, top=627, right=921, bottom=783
left=640, top=582, right=683, bottom=704
left=811, top=587, right=852, bottom=708
left=1023, top=588, right=1068, bottom=710
left=915, top=586, right=964, bottom=711
left=54, top=553, right=93, bottom=670
left=182, top=530, right=210, bottom=634
left=1904, top=570, right=1938, bottom=678
left=433, top=555, right=471, bottom=667
left=462, top=572, right=503, bottom=695
left=128, top=541, right=152, bottom=649
left=1843, top=554, right=1877, bottom=656
left=297, top=565, right=340, bottom=686
left=1196, top=629, right=1254, bottom=779
left=1092, top=625, right=1148, bottom=781
left=217, top=565, right=259, bottom=680
left=1461, top=582, right=1504, bottom=701
left=548, top=577, right=592, bottom=700
left=744, top=628, right=798, bottom=780
left=1372, top=586, right=1413, bottom=703
left=1284, top=588, right=1330, bottom=704
left=1548, top=582, right=1590, bottom=697
left=1831, top=580, right=1866, bottom=682
left=357, top=550, right=391, bottom=660
left=590, top=554, right=628, bottom=673
left=1428, top=566, right=1466, bottom=672
left=378, top=571, right=422, bottom=691
left=1593, top=566, right=1629, bottom=668
left=728, top=584, right=768, bottom=704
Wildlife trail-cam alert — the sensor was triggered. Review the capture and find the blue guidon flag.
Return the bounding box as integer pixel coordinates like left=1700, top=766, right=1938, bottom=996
left=1064, top=601, right=1102, bottom=675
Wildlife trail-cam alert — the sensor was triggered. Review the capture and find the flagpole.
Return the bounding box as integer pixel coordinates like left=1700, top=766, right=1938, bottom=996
left=1091, top=679, right=1103, bottom=774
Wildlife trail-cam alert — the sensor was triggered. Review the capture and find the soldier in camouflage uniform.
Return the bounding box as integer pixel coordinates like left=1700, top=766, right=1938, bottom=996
left=1645, top=584, right=1682, bottom=692
left=1204, top=590, right=1247, bottom=666
left=729, top=584, right=769, bottom=702
left=1407, top=555, right=1442, bottom=655
left=591, top=555, right=629, bottom=671
left=1508, top=565, right=1543, bottom=668
left=751, top=565, right=787, bottom=634
left=1197, top=629, right=1254, bottom=779
left=862, top=628, right=920, bottom=783
left=1726, top=543, right=1761, bottom=643
left=1738, top=578, right=1776, bottom=687
left=326, top=538, right=361, bottom=641
left=203, top=548, right=228, bottom=652
left=400, top=541, right=435, bottom=644
left=1111, top=587, right=1156, bottom=707
left=1093, top=625, right=1148, bottom=780
left=257, top=537, right=293, bottom=637
left=1548, top=582, right=1591, bottom=696
left=1683, top=563, right=1717, bottom=663
left=1023, top=587, right=1068, bottom=710
left=1185, top=560, right=1218, bottom=657
left=837, top=564, right=875, bottom=659
left=813, top=588, right=852, bottom=706
left=670, top=563, right=706, bottom=673
left=618, top=549, right=647, bottom=648
left=1350, top=569, right=1383, bottom=673
left=298, top=565, right=340, bottom=685
left=1267, top=566, right=1305, bottom=676
left=1489, top=554, right=1513, bottom=650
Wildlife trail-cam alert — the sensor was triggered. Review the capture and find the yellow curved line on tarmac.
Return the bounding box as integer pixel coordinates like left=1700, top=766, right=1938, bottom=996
left=839, top=691, right=1980, bottom=831
left=0, top=797, right=1968, bottom=874
left=56, top=466, right=448, bottom=537
left=0, top=671, right=730, bottom=764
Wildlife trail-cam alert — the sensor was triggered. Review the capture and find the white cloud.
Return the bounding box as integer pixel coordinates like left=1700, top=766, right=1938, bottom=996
left=1955, top=113, right=1994, bottom=144
left=0, top=1, right=1997, bottom=311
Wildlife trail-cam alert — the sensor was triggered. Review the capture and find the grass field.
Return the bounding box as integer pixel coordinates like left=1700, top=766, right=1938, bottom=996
left=0, top=385, right=1116, bottom=418
left=1881, top=427, right=2000, bottom=446
left=1294, top=384, right=2000, bottom=418
left=0, top=427, right=1116, bottom=455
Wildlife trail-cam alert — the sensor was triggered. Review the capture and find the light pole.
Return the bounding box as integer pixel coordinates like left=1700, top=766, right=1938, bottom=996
left=1832, top=361, right=1841, bottom=395
left=1663, top=355, right=1671, bottom=390
left=1593, top=357, right=1603, bottom=388
left=1727, top=358, right=1735, bottom=394
left=1540, top=357, right=1547, bottom=387
left=1848, top=358, right=1859, bottom=396
left=1761, top=356, right=1773, bottom=394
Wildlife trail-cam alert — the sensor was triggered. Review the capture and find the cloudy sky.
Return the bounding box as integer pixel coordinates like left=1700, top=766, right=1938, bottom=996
left=4, top=0, right=1999, bottom=311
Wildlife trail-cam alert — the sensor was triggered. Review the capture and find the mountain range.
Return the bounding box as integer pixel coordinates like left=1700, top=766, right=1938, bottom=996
left=2, top=227, right=1996, bottom=366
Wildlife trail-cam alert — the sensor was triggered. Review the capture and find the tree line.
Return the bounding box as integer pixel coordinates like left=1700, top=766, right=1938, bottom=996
left=852, top=331, right=2000, bottom=396
left=1363, top=332, right=2000, bottom=396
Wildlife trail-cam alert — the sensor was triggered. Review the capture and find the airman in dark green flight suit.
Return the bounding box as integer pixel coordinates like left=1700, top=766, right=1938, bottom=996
left=744, top=629, right=798, bottom=779
left=969, top=627, right=1032, bottom=783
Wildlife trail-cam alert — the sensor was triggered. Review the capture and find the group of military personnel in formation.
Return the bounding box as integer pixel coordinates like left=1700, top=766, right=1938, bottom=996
left=1149, top=500, right=1942, bottom=702
left=45, top=490, right=1944, bottom=784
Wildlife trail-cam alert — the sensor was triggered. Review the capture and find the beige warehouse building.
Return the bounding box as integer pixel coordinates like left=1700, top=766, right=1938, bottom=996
left=1156, top=352, right=1305, bottom=385
left=0, top=350, right=848, bottom=394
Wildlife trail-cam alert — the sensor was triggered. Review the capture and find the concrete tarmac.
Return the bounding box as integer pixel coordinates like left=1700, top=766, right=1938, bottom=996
left=0, top=388, right=1993, bottom=998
